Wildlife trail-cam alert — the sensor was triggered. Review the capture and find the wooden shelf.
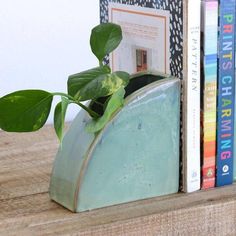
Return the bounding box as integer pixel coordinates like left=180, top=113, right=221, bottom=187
left=0, top=125, right=236, bottom=235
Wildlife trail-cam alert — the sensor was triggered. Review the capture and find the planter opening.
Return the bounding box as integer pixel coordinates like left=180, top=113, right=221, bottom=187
left=90, top=73, right=164, bottom=116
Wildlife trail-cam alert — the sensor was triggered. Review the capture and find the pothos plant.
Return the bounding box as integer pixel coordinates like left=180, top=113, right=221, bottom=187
left=0, top=23, right=130, bottom=142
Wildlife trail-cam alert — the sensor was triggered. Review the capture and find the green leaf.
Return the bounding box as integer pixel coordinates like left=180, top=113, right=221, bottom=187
left=113, top=71, right=130, bottom=84
left=74, top=71, right=129, bottom=101
left=86, top=86, right=126, bottom=133
left=67, top=65, right=110, bottom=97
left=0, top=90, right=53, bottom=132
left=54, top=97, right=70, bottom=142
left=90, top=23, right=122, bottom=62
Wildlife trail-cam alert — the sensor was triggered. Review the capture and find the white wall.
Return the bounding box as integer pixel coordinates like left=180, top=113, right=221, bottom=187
left=0, top=0, right=99, bottom=122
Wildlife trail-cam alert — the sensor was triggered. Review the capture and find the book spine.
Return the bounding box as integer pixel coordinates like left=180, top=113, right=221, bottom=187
left=235, top=2, right=236, bottom=182
left=233, top=2, right=236, bottom=181
left=183, top=0, right=201, bottom=192
left=201, top=1, right=218, bottom=189
left=216, top=0, right=236, bottom=187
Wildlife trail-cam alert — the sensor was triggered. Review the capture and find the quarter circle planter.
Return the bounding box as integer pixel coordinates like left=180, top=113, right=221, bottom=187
left=49, top=72, right=181, bottom=212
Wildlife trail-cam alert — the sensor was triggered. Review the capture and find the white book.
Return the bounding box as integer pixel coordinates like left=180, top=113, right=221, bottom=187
left=183, top=0, right=201, bottom=192
left=100, top=0, right=201, bottom=193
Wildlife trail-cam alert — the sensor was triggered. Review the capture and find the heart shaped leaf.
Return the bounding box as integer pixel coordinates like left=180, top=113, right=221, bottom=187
left=67, top=65, right=110, bottom=98
left=74, top=71, right=129, bottom=101
left=86, top=86, right=125, bottom=133
left=90, top=23, right=122, bottom=62
left=0, top=90, right=53, bottom=132
left=54, top=97, right=70, bottom=142
left=113, top=71, right=130, bottom=84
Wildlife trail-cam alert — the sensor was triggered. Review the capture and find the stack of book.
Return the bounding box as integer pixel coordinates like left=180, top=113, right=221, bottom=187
left=202, top=0, right=236, bottom=188
left=100, top=0, right=236, bottom=191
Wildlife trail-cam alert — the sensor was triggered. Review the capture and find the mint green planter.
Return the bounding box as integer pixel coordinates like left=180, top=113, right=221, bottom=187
left=49, top=73, right=181, bottom=212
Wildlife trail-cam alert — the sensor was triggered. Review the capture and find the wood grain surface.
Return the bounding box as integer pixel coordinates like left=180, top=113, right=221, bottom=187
left=0, top=125, right=236, bottom=236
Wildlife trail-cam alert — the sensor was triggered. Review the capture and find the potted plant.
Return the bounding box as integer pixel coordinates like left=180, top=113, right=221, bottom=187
left=0, top=23, right=181, bottom=212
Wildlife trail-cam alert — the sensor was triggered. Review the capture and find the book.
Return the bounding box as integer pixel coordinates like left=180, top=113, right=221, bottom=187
left=100, top=0, right=201, bottom=192
left=216, top=0, right=236, bottom=187
left=200, top=0, right=218, bottom=189
left=234, top=2, right=236, bottom=182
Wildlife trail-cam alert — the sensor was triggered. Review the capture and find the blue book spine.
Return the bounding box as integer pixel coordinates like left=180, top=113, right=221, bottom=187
left=234, top=2, right=236, bottom=182
left=216, top=0, right=236, bottom=186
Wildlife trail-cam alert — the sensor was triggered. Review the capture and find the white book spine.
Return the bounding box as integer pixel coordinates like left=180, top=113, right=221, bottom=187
left=184, top=0, right=201, bottom=192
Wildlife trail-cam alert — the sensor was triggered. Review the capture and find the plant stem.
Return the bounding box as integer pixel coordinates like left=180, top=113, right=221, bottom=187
left=73, top=100, right=100, bottom=118
left=52, top=92, right=74, bottom=100
left=99, top=60, right=103, bottom=67
left=92, top=99, right=104, bottom=107
left=52, top=92, right=100, bottom=119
